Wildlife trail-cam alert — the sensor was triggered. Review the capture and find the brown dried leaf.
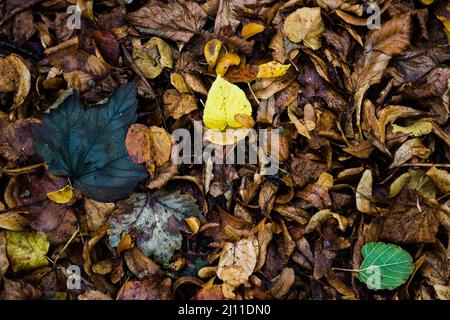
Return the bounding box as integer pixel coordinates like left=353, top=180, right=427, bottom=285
left=127, top=0, right=208, bottom=44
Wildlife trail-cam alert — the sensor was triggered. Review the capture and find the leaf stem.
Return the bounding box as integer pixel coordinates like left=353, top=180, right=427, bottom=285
left=332, top=267, right=360, bottom=273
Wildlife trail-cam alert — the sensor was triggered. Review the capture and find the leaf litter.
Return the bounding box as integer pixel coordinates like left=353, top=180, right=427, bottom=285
left=0, top=0, right=449, bottom=301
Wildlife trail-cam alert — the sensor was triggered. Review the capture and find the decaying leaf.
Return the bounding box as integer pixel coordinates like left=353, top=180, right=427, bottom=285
left=133, top=37, right=173, bottom=79
left=127, top=0, right=208, bottom=44
left=108, top=190, right=201, bottom=265
left=125, top=124, right=172, bottom=175
left=283, top=7, right=325, bottom=50
left=31, top=84, right=148, bottom=202
left=217, top=235, right=259, bottom=298
left=5, top=231, right=49, bottom=273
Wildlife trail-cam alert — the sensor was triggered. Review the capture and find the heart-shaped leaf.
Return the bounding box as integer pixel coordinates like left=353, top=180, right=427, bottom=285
left=31, top=84, right=148, bottom=202
left=357, top=242, right=414, bottom=290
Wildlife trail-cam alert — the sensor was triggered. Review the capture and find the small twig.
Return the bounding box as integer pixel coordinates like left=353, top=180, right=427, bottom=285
left=53, top=227, right=80, bottom=266
left=332, top=267, right=360, bottom=273
left=400, top=163, right=450, bottom=168
left=120, top=44, right=156, bottom=99
left=247, top=82, right=260, bottom=104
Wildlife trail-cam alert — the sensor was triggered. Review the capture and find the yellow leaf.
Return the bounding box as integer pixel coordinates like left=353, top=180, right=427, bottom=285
left=133, top=37, right=173, bottom=79
left=283, top=7, right=324, bottom=50
left=204, top=39, right=222, bottom=67
left=242, top=23, right=265, bottom=39
left=389, top=172, right=412, bottom=198
left=184, top=217, right=201, bottom=234
left=5, top=231, right=49, bottom=272
left=215, top=53, right=240, bottom=76
left=203, top=75, right=252, bottom=131
left=426, top=166, right=450, bottom=194
left=419, top=0, right=434, bottom=4
left=392, top=121, right=433, bottom=137
left=256, top=61, right=290, bottom=78
left=46, top=185, right=74, bottom=204
left=316, top=172, right=333, bottom=189
left=437, top=15, right=450, bottom=45
left=170, top=72, right=189, bottom=93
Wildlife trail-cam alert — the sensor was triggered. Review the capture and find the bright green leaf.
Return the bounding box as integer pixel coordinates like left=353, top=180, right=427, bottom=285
left=357, top=242, right=414, bottom=290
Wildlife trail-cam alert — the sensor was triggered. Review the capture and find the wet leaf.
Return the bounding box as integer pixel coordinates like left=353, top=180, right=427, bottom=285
left=108, top=190, right=202, bottom=265
left=357, top=242, right=414, bottom=291
left=5, top=231, right=49, bottom=273
left=31, top=84, right=148, bottom=202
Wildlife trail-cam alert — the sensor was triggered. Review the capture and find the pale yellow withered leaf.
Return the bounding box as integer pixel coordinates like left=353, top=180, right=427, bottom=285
left=283, top=7, right=325, bottom=50
left=6, top=231, right=49, bottom=272
left=203, top=75, right=252, bottom=131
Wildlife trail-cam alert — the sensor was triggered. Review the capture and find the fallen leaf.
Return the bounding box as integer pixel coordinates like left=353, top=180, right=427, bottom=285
left=203, top=75, right=252, bottom=130
left=204, top=39, right=222, bottom=68
left=46, top=185, right=74, bottom=204
left=283, top=7, right=325, bottom=50
left=215, top=53, right=241, bottom=76
left=117, top=277, right=172, bottom=300
left=108, top=190, right=202, bottom=265
left=426, top=166, right=450, bottom=195
left=133, top=37, right=173, bottom=79
left=217, top=235, right=259, bottom=298
left=390, top=138, right=431, bottom=168
left=163, top=89, right=198, bottom=120
left=127, top=0, right=208, bottom=44
left=31, top=84, right=148, bottom=202
left=5, top=231, right=49, bottom=273
left=242, top=23, right=265, bottom=40
left=257, top=61, right=290, bottom=79
left=357, top=242, right=414, bottom=291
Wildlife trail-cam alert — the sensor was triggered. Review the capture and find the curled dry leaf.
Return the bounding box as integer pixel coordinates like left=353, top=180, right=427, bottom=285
left=217, top=235, right=259, bottom=298
left=127, top=0, right=208, bottom=44
left=356, top=169, right=377, bottom=215
left=125, top=124, right=172, bottom=175
left=283, top=7, right=325, bottom=50
left=163, top=89, right=198, bottom=120
left=133, top=37, right=173, bottom=79
left=1, top=54, right=31, bottom=107
left=204, top=39, right=222, bottom=68
left=390, top=138, right=431, bottom=168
